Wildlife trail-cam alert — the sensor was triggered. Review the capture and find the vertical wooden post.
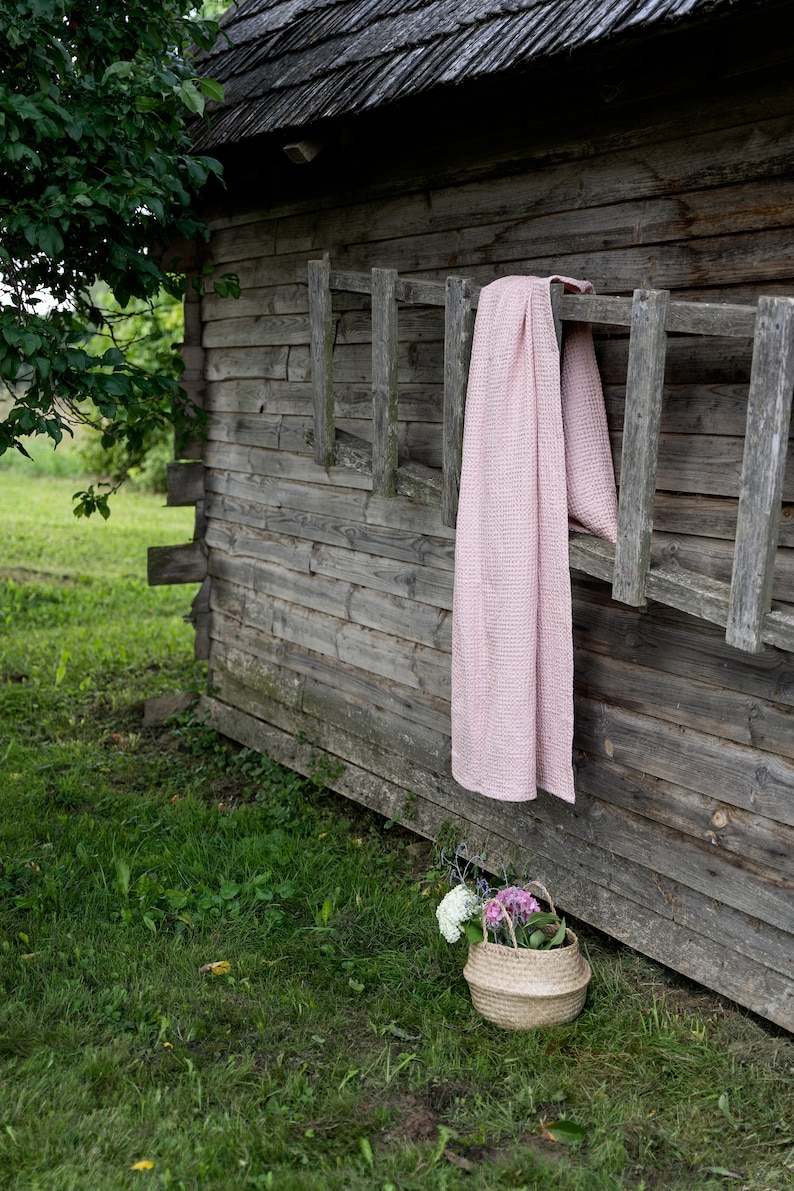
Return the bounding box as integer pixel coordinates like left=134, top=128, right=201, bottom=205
left=443, top=276, right=475, bottom=527
left=726, top=296, right=794, bottom=652
left=612, top=288, right=669, bottom=606
left=549, top=282, right=565, bottom=353
left=308, top=257, right=335, bottom=468
left=371, top=267, right=399, bottom=497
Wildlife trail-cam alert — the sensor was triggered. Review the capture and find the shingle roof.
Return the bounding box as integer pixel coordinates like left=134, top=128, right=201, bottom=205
left=194, top=0, right=736, bottom=149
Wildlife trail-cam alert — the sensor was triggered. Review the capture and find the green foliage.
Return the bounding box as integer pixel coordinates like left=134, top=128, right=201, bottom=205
left=0, top=0, right=235, bottom=513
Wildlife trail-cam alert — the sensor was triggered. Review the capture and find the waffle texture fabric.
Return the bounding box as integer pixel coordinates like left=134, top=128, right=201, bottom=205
left=451, top=275, right=618, bottom=804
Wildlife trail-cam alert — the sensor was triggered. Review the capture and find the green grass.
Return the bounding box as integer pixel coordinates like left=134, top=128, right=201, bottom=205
left=1, top=467, right=793, bottom=1191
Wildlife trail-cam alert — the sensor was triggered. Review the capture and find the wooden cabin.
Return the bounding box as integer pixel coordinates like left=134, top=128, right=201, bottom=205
left=149, top=0, right=794, bottom=1029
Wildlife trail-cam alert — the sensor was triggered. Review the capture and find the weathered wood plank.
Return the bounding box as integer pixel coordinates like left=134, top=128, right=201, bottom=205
left=727, top=296, right=794, bottom=652
left=371, top=267, right=400, bottom=497
left=286, top=341, right=444, bottom=386
left=190, top=576, right=211, bottom=661
left=199, top=695, right=794, bottom=1024
left=166, top=461, right=204, bottom=507
left=613, top=289, right=670, bottom=605
left=208, top=549, right=452, bottom=652
left=205, top=345, right=290, bottom=382
left=259, top=97, right=794, bottom=240
left=650, top=531, right=794, bottom=603
left=327, top=269, right=759, bottom=336
left=205, top=378, right=442, bottom=422
left=571, top=574, right=794, bottom=708
left=574, top=641, right=794, bottom=764
left=203, top=306, right=446, bottom=349
left=210, top=614, right=452, bottom=738
left=204, top=440, right=371, bottom=490
left=576, top=746, right=794, bottom=881
left=205, top=519, right=315, bottom=573
left=203, top=467, right=454, bottom=538
left=309, top=540, right=453, bottom=610
left=604, top=383, right=751, bottom=438
left=147, top=541, right=207, bottom=586
left=612, top=431, right=794, bottom=501
left=574, top=694, right=794, bottom=828
left=203, top=491, right=456, bottom=569
left=211, top=650, right=449, bottom=770
left=209, top=574, right=451, bottom=697
left=597, top=337, right=753, bottom=387
left=308, top=257, right=336, bottom=468
left=442, top=276, right=475, bottom=526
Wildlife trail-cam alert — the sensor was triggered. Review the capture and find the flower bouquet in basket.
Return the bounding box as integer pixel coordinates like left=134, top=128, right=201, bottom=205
left=436, top=850, right=591, bottom=1030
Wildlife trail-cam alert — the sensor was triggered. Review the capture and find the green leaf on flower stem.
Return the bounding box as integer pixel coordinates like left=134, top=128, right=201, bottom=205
left=543, top=1120, right=587, bottom=1145
left=464, top=920, right=484, bottom=944
left=546, top=920, right=567, bottom=948
left=529, top=929, right=547, bottom=949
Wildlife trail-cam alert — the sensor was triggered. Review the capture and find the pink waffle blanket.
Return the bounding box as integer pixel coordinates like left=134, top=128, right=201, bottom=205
left=451, top=275, right=618, bottom=804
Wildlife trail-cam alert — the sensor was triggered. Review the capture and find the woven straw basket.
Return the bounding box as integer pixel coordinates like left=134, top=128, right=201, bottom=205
left=463, top=883, right=591, bottom=1030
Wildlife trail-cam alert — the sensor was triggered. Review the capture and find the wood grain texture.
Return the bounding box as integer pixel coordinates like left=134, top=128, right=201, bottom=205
left=308, top=257, right=336, bottom=467
left=147, top=541, right=207, bottom=586
left=166, top=461, right=204, bottom=507
left=612, top=288, right=669, bottom=606
left=371, top=267, right=400, bottom=497
left=727, top=296, right=794, bottom=651
left=442, top=276, right=475, bottom=526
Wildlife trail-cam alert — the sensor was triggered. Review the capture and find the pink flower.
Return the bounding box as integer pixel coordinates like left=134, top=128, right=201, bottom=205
left=494, top=886, right=541, bottom=924
left=484, top=900, right=507, bottom=928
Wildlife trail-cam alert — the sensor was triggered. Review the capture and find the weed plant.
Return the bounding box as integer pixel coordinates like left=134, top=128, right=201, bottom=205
left=0, top=470, right=792, bottom=1191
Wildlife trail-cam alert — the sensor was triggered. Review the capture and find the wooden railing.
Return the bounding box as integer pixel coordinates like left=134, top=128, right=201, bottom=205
left=307, top=261, right=794, bottom=655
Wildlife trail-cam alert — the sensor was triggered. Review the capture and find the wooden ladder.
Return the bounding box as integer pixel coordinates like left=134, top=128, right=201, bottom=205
left=307, top=259, right=794, bottom=655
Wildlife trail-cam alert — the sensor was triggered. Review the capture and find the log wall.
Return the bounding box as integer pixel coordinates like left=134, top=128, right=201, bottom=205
left=187, top=35, right=794, bottom=1028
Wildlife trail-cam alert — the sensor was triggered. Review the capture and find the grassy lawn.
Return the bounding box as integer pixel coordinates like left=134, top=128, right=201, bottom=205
left=1, top=462, right=792, bottom=1191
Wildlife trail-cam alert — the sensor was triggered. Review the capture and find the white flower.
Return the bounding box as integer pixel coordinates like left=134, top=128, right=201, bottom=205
left=436, top=883, right=478, bottom=943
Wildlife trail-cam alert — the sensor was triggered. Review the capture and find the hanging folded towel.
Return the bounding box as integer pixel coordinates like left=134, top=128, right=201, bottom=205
left=451, top=275, right=618, bottom=804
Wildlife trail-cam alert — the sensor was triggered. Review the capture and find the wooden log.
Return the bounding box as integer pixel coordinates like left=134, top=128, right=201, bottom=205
left=442, top=276, right=475, bottom=526
left=147, top=541, right=207, bottom=586
left=371, top=267, right=400, bottom=497
left=166, top=461, right=204, bottom=507
left=308, top=258, right=336, bottom=468
left=727, top=296, right=794, bottom=652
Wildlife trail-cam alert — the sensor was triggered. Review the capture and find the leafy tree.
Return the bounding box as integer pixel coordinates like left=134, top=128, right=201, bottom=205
left=0, top=0, right=235, bottom=517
